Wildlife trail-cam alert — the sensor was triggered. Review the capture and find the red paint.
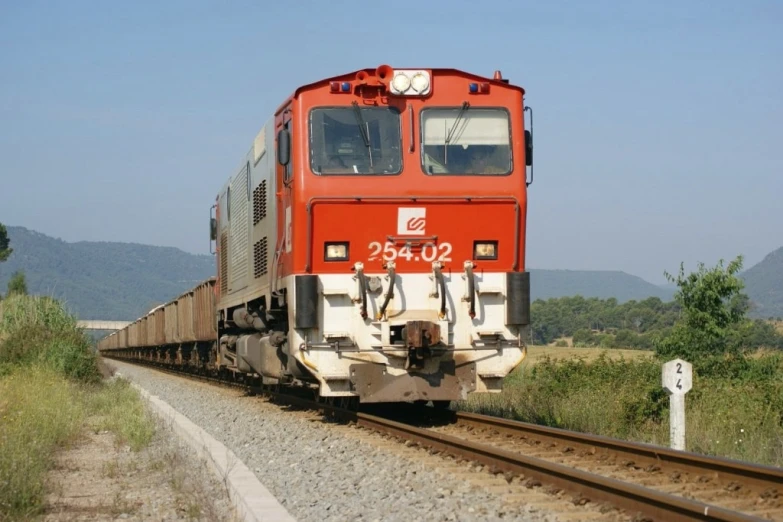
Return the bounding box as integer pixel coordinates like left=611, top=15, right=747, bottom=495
left=272, top=66, right=528, bottom=278
left=310, top=199, right=520, bottom=274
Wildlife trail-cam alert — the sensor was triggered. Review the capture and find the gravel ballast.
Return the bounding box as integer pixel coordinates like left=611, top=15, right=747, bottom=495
left=106, top=359, right=557, bottom=522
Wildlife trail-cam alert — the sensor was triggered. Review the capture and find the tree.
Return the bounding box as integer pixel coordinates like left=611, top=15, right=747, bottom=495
left=7, top=271, right=28, bottom=296
left=655, top=256, right=750, bottom=361
left=0, top=223, right=11, bottom=262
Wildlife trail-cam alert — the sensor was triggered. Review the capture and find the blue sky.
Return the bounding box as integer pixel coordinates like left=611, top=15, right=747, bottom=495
left=1, top=0, right=781, bottom=284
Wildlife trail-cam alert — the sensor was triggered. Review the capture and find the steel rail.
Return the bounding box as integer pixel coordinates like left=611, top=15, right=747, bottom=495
left=452, top=412, right=783, bottom=496
left=350, top=411, right=768, bottom=522
left=101, top=356, right=777, bottom=522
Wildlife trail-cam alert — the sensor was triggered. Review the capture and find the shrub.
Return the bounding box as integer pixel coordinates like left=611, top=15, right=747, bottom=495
left=460, top=352, right=783, bottom=466
left=0, top=294, right=99, bottom=382
left=655, top=256, right=749, bottom=361
left=0, top=294, right=155, bottom=519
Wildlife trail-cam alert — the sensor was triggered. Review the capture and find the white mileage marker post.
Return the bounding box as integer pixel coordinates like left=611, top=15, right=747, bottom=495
left=662, top=358, right=693, bottom=451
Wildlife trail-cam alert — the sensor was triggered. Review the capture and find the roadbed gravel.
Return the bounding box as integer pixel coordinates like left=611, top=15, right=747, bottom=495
left=105, top=359, right=558, bottom=522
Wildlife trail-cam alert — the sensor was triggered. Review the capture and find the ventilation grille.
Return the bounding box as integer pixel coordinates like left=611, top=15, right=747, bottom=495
left=253, top=237, right=268, bottom=279
left=229, top=165, right=250, bottom=282
left=253, top=180, right=267, bottom=225
left=220, top=232, right=228, bottom=295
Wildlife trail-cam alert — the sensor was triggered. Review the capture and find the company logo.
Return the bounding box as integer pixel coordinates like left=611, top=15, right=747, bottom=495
left=397, top=207, right=426, bottom=235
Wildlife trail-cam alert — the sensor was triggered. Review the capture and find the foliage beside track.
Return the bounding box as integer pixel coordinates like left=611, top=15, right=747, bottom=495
left=460, top=351, right=783, bottom=467
left=0, top=367, right=84, bottom=517
left=0, top=294, right=100, bottom=381
left=465, top=256, right=783, bottom=467
left=0, top=294, right=156, bottom=519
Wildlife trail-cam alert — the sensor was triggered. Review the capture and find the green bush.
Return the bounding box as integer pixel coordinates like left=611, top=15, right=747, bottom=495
left=572, top=329, right=597, bottom=347
left=461, top=352, right=783, bottom=466
left=464, top=257, right=783, bottom=466
left=0, top=294, right=156, bottom=519
left=0, top=294, right=99, bottom=382
left=531, top=295, right=682, bottom=345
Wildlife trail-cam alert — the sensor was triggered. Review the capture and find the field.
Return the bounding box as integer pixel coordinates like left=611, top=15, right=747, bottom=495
left=522, top=344, right=653, bottom=366
left=458, top=345, right=783, bottom=468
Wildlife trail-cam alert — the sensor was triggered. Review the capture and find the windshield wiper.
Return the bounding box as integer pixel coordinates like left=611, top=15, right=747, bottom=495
left=351, top=101, right=370, bottom=147
left=446, top=101, right=470, bottom=144
left=351, top=101, right=373, bottom=167
left=444, top=101, right=470, bottom=164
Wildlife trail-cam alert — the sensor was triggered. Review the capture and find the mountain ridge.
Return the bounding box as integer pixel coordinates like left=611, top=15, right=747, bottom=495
left=527, top=268, right=675, bottom=302
left=1, top=225, right=779, bottom=320
left=0, top=226, right=215, bottom=321
left=741, top=246, right=783, bottom=319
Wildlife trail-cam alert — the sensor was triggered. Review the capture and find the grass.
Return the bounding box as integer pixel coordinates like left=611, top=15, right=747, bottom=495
left=0, top=366, right=85, bottom=518
left=459, top=347, right=783, bottom=467
left=523, top=344, right=653, bottom=366
left=88, top=377, right=156, bottom=452
left=0, top=294, right=156, bottom=519
left=0, top=366, right=157, bottom=519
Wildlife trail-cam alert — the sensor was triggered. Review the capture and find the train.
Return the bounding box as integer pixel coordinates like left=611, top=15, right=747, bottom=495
left=98, top=64, right=534, bottom=408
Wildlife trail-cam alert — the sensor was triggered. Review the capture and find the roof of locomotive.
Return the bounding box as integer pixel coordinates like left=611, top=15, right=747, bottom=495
left=275, top=65, right=526, bottom=116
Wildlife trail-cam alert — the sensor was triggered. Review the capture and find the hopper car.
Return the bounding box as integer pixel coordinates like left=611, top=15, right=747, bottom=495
left=98, top=64, right=534, bottom=408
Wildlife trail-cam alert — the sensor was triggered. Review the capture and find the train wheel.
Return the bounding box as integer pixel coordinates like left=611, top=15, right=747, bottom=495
left=432, top=400, right=451, bottom=410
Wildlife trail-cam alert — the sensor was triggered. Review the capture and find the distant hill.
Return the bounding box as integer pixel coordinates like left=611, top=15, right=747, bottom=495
left=742, top=247, right=783, bottom=319
left=0, top=226, right=215, bottom=321
left=4, top=225, right=778, bottom=322
left=529, top=269, right=676, bottom=303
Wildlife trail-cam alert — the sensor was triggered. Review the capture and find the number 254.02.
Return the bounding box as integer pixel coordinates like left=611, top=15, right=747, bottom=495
left=368, top=242, right=453, bottom=262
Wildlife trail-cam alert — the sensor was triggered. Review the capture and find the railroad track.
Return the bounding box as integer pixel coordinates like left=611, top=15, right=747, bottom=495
left=102, top=356, right=783, bottom=522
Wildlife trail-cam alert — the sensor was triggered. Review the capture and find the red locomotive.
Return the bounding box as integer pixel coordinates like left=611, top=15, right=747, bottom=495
left=100, top=65, right=534, bottom=408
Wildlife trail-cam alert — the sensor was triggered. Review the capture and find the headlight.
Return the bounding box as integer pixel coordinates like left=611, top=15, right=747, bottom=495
left=410, top=72, right=429, bottom=93
left=473, top=241, right=498, bottom=260
left=324, top=242, right=349, bottom=261
left=391, top=72, right=411, bottom=93
left=389, top=69, right=431, bottom=95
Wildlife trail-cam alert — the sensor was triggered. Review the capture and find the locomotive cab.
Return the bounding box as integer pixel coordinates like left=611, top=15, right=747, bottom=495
left=213, top=65, right=533, bottom=405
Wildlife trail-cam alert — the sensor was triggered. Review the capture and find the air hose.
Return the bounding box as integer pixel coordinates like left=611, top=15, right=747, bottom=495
left=357, top=270, right=368, bottom=319
left=465, top=262, right=476, bottom=319
left=434, top=267, right=447, bottom=319
left=377, top=264, right=396, bottom=320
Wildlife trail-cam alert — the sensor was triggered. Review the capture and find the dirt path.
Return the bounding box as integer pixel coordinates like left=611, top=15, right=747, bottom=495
left=41, top=394, right=238, bottom=521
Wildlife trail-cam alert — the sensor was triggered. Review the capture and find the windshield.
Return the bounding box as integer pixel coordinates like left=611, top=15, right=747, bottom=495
left=420, top=107, right=512, bottom=175
left=310, top=106, right=402, bottom=175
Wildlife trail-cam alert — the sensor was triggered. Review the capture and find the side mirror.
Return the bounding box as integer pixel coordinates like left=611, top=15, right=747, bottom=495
left=277, top=129, right=290, bottom=166
left=209, top=217, right=217, bottom=241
